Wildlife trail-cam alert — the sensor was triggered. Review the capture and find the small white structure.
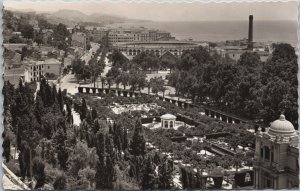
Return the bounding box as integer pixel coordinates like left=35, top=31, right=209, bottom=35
left=161, top=114, right=176, bottom=129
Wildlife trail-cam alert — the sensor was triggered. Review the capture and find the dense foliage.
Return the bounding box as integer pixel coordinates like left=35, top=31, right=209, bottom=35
left=3, top=79, right=175, bottom=189
left=167, top=44, right=298, bottom=125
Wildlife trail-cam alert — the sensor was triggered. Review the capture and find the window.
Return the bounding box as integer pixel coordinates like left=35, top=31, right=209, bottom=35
left=260, top=148, right=263, bottom=158
left=48, top=66, right=50, bottom=69
left=271, top=152, right=274, bottom=162
left=245, top=173, right=251, bottom=182
left=266, top=179, right=271, bottom=188
left=164, top=121, right=168, bottom=128
left=170, top=121, right=173, bottom=128
left=264, top=146, right=270, bottom=160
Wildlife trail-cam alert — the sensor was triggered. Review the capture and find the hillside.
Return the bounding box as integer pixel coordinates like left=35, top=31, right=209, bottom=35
left=42, top=9, right=143, bottom=26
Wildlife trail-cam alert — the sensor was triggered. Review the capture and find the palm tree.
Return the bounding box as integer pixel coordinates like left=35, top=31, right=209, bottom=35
left=120, top=72, right=129, bottom=90
left=146, top=80, right=151, bottom=95
left=161, top=86, right=167, bottom=99
left=234, top=151, right=245, bottom=172
left=101, top=77, right=106, bottom=89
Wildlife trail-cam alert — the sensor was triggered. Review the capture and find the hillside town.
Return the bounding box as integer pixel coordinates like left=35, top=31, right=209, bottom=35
left=2, top=4, right=298, bottom=191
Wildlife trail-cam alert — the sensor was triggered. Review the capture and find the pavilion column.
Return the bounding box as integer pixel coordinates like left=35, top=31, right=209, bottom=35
left=205, top=109, right=209, bottom=116
left=216, top=112, right=220, bottom=120
left=221, top=115, right=227, bottom=122
left=210, top=111, right=215, bottom=118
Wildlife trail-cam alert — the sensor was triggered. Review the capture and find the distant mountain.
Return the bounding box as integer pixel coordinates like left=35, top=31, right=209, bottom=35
left=4, top=8, right=148, bottom=27
left=43, top=9, right=143, bottom=26
left=5, top=7, right=37, bottom=13
left=51, top=9, right=89, bottom=22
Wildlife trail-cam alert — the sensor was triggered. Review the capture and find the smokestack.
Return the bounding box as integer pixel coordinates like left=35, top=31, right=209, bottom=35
left=248, top=15, right=253, bottom=50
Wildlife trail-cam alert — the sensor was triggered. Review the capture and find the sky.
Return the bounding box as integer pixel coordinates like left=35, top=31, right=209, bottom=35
left=4, top=0, right=298, bottom=21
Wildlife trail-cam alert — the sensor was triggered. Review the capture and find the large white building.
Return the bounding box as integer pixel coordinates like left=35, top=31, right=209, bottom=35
left=253, top=114, right=299, bottom=189
left=23, top=58, right=62, bottom=82
left=100, top=27, right=175, bottom=44
left=113, top=41, right=206, bottom=59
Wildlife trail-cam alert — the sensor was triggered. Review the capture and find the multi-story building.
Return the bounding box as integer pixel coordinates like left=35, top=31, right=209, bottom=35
left=113, top=41, right=202, bottom=59
left=213, top=46, right=270, bottom=62
left=3, top=48, right=25, bottom=86
left=157, top=30, right=175, bottom=41
left=253, top=114, right=299, bottom=189
left=71, top=32, right=87, bottom=50
left=91, top=28, right=109, bottom=42
left=23, top=58, right=62, bottom=82
left=108, top=30, right=134, bottom=43
left=106, top=27, right=175, bottom=44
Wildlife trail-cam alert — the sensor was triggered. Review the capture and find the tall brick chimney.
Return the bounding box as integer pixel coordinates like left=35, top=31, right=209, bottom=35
left=248, top=15, right=253, bottom=50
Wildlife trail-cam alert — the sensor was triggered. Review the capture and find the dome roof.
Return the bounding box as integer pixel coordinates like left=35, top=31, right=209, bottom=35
left=161, top=114, right=176, bottom=120
left=268, top=114, right=297, bottom=137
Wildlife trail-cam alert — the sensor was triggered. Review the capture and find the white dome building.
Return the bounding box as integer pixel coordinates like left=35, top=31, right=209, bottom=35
left=268, top=114, right=298, bottom=138
left=160, top=114, right=176, bottom=129
left=254, top=114, right=299, bottom=189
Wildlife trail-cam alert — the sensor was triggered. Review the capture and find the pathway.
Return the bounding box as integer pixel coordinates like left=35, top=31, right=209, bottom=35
left=3, top=174, right=22, bottom=190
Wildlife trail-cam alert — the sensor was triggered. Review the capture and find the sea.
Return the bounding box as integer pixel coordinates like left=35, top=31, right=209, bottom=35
left=108, top=20, right=298, bottom=48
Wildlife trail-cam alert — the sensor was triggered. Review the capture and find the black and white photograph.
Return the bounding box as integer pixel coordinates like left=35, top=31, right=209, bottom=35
left=2, top=0, right=299, bottom=189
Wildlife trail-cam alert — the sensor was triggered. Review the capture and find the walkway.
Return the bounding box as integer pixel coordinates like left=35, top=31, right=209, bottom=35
left=3, top=174, right=22, bottom=190
left=81, top=42, right=100, bottom=64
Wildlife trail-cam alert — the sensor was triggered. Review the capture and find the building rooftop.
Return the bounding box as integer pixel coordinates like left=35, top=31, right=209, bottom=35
left=161, top=113, right=176, bottom=120
left=44, top=58, right=61, bottom=65
left=268, top=114, right=297, bottom=138
left=116, top=41, right=198, bottom=46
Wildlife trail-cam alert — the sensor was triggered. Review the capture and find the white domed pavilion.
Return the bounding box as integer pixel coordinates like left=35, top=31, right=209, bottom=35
left=160, top=114, right=176, bottom=129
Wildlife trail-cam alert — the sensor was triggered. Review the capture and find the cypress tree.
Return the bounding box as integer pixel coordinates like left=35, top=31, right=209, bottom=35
left=158, top=159, right=172, bottom=189
left=129, top=119, right=146, bottom=156
left=93, top=119, right=100, bottom=134
left=53, top=174, right=67, bottom=189
left=58, top=88, right=64, bottom=112
left=112, top=123, right=122, bottom=154
left=86, top=111, right=93, bottom=125
left=2, top=131, right=11, bottom=162
left=66, top=102, right=73, bottom=124
left=141, top=156, right=156, bottom=189
left=153, top=152, right=161, bottom=166
left=123, top=127, right=128, bottom=150
left=52, top=85, right=58, bottom=104
left=105, top=134, right=116, bottom=189
left=80, top=98, right=87, bottom=120
left=32, top=157, right=45, bottom=189
left=91, top=107, right=98, bottom=121
left=45, top=83, right=52, bottom=107
left=95, top=131, right=106, bottom=189
left=35, top=95, right=44, bottom=125
left=53, top=129, right=68, bottom=170
left=18, top=78, right=23, bottom=90
left=181, top=167, right=188, bottom=189
left=188, top=170, right=194, bottom=189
